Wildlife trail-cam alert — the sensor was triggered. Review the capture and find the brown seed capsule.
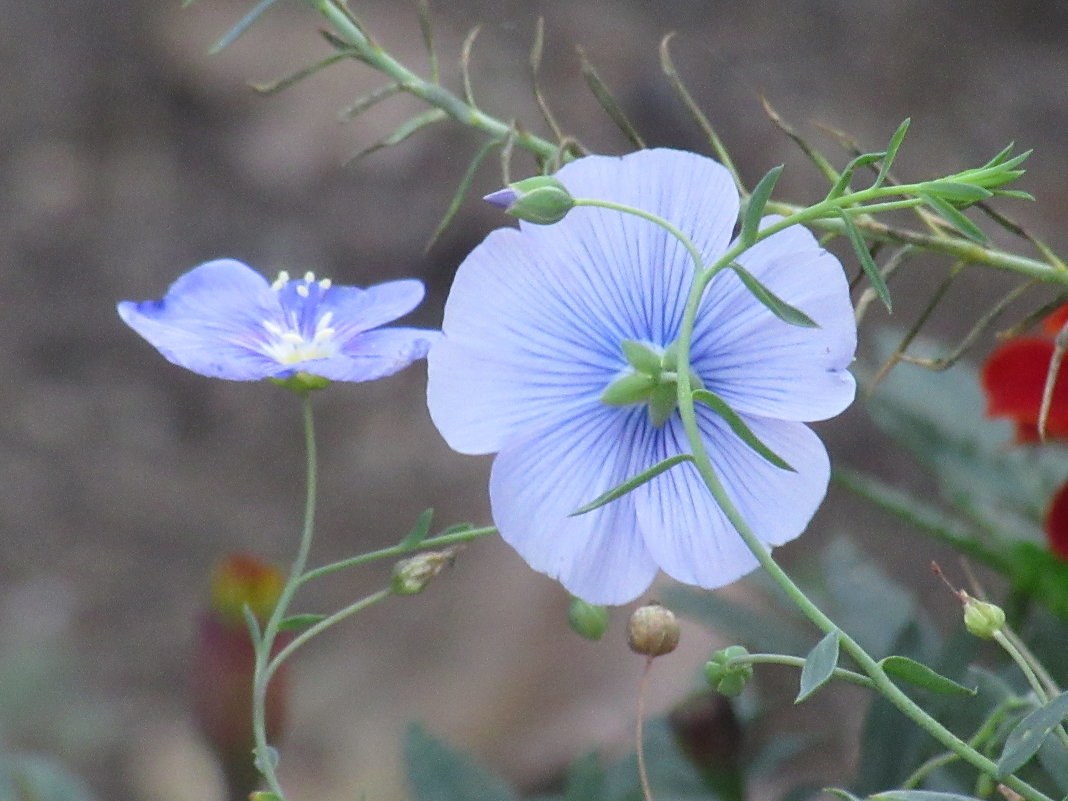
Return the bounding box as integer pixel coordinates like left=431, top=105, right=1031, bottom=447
left=626, top=602, right=680, bottom=657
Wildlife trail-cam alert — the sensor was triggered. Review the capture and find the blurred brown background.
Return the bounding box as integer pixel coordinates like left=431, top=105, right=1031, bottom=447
left=2, top=0, right=1068, bottom=799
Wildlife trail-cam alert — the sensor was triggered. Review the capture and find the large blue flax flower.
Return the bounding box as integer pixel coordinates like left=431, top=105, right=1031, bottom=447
left=118, top=259, right=439, bottom=383
left=427, top=149, right=856, bottom=605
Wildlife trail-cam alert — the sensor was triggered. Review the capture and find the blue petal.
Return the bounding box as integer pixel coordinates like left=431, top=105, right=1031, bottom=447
left=307, top=328, right=441, bottom=382
left=489, top=406, right=659, bottom=605
left=693, top=218, right=857, bottom=421
left=635, top=406, right=831, bottom=589
left=117, top=259, right=284, bottom=380
left=427, top=149, right=740, bottom=454
left=321, top=279, right=427, bottom=342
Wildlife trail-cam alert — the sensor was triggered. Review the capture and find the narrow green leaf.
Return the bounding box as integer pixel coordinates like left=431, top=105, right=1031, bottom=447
left=570, top=455, right=694, bottom=516
left=346, top=109, right=448, bottom=163
left=339, top=83, right=402, bottom=120
left=415, top=0, right=438, bottom=83
left=425, top=140, right=498, bottom=252
left=874, top=791, right=987, bottom=801
left=578, top=48, right=645, bottom=149
left=839, top=210, right=892, bottom=311
left=729, top=262, right=819, bottom=327
left=873, top=118, right=911, bottom=189
left=920, top=193, right=988, bottom=243
left=740, top=165, right=784, bottom=246
left=251, top=53, right=350, bottom=96
left=878, top=655, right=976, bottom=695
left=399, top=509, right=434, bottom=549
left=981, top=141, right=1016, bottom=169
left=919, top=181, right=993, bottom=203
left=824, top=789, right=865, bottom=801
left=796, top=629, right=840, bottom=703
left=996, top=690, right=1068, bottom=778
left=826, top=151, right=885, bottom=200
left=692, top=389, right=794, bottom=470
left=993, top=189, right=1035, bottom=201
left=278, top=614, right=327, bottom=632
left=437, top=522, right=475, bottom=537
left=210, top=0, right=282, bottom=53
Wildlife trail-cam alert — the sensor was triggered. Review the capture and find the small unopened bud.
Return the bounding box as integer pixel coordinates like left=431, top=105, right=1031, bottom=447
left=483, top=175, right=575, bottom=225
left=568, top=597, right=609, bottom=641
left=627, top=602, right=680, bottom=657
left=391, top=550, right=455, bottom=595
left=961, top=593, right=1005, bottom=639
left=703, top=645, right=753, bottom=697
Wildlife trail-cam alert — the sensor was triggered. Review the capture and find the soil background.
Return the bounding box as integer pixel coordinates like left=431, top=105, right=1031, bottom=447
left=3, top=1, right=1068, bottom=799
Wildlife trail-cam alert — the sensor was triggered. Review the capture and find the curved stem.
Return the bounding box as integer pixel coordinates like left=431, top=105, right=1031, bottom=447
left=635, top=657, right=656, bottom=801
left=739, top=653, right=875, bottom=689
left=250, top=392, right=320, bottom=799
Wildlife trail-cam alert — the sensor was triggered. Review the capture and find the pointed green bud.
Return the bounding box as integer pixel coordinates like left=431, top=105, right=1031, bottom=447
left=961, top=593, right=1005, bottom=639
left=703, top=645, right=753, bottom=697
left=484, top=175, right=575, bottom=225
left=568, top=597, right=609, bottom=641
left=391, top=549, right=455, bottom=595
left=627, top=602, right=680, bottom=657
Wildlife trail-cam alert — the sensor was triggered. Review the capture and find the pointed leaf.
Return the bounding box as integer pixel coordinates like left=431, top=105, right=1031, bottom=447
left=873, top=118, right=911, bottom=189
left=996, top=690, right=1068, bottom=778
left=426, top=140, right=498, bottom=251
left=824, top=790, right=865, bottom=801
left=878, top=655, right=976, bottom=695
left=728, top=262, right=819, bottom=327
left=278, top=614, right=327, bottom=632
left=839, top=210, right=892, bottom=311
left=210, top=0, right=282, bottom=53
left=692, top=389, right=794, bottom=470
left=874, top=792, right=987, bottom=801
left=740, top=165, right=784, bottom=247
left=339, top=83, right=403, bottom=120
left=569, top=454, right=694, bottom=516
left=920, top=193, right=988, bottom=243
left=347, top=109, right=448, bottom=163
left=918, top=181, right=993, bottom=203
left=826, top=151, right=886, bottom=200
left=251, top=53, right=349, bottom=96
left=399, top=509, right=434, bottom=549
left=578, top=48, right=645, bottom=149
left=796, top=629, right=840, bottom=703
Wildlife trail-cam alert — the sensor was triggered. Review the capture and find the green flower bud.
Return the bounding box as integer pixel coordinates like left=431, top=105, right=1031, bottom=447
left=484, top=175, right=575, bottom=225
left=568, top=597, right=610, bottom=641
left=627, top=602, right=680, bottom=657
left=391, top=550, right=455, bottom=595
left=961, top=593, right=1005, bottom=639
left=703, top=646, right=753, bottom=697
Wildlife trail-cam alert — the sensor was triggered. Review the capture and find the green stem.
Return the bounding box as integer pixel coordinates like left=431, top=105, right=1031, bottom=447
left=250, top=392, right=320, bottom=800
left=738, top=653, right=875, bottom=689
left=298, top=525, right=496, bottom=586
left=994, top=630, right=1068, bottom=756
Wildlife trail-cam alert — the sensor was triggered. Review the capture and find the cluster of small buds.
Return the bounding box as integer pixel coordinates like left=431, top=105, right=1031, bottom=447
left=626, top=602, right=680, bottom=657
left=703, top=645, right=753, bottom=697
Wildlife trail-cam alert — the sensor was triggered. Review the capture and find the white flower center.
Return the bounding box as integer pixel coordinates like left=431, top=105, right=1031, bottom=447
left=260, top=272, right=338, bottom=365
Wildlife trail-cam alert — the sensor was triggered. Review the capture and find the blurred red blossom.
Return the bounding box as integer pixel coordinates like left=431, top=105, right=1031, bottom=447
left=192, top=554, right=292, bottom=800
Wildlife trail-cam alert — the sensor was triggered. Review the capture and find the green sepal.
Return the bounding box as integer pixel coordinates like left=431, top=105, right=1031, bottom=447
left=878, top=655, right=976, bottom=695
left=269, top=372, right=332, bottom=393
left=567, top=597, right=609, bottom=641
left=692, top=389, right=794, bottom=471
left=600, top=373, right=657, bottom=407
left=278, top=614, right=328, bottom=632
left=569, top=454, right=694, bottom=516
left=399, top=508, right=434, bottom=549
left=728, top=262, right=819, bottom=327
left=740, top=165, right=784, bottom=247
left=621, top=339, right=663, bottom=376
left=920, top=193, right=988, bottom=242
left=647, top=383, right=677, bottom=428
left=873, top=118, right=911, bottom=189
left=796, top=629, right=840, bottom=703
left=996, top=690, right=1068, bottom=778
left=839, top=210, right=892, bottom=312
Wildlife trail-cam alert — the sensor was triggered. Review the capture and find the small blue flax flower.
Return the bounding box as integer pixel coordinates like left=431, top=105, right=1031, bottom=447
left=118, top=259, right=439, bottom=384
left=426, top=149, right=857, bottom=605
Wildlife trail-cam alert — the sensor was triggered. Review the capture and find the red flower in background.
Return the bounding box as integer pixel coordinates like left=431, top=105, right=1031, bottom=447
left=982, top=304, right=1068, bottom=562
left=192, top=554, right=292, bottom=800
left=981, top=304, right=1068, bottom=442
